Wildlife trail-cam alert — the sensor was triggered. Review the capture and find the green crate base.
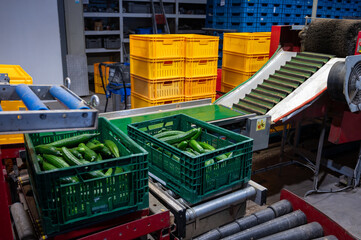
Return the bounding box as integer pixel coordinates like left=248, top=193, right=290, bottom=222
left=128, top=114, right=253, bottom=204
left=25, top=117, right=149, bottom=236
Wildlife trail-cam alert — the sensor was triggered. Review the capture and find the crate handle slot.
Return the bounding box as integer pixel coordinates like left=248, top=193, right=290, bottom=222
left=199, top=40, right=209, bottom=45
left=163, top=39, right=174, bottom=45
left=198, top=60, right=207, bottom=65
left=164, top=101, right=172, bottom=104
left=163, top=81, right=173, bottom=86
left=258, top=41, right=266, bottom=43
left=257, top=56, right=266, bottom=61
left=163, top=61, right=173, bottom=65
left=198, top=80, right=207, bottom=84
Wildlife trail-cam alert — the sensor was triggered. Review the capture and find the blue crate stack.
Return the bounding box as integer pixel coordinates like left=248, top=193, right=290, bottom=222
left=205, top=0, right=360, bottom=32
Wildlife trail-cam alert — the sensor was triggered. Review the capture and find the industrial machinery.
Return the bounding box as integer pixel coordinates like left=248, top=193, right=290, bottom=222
left=99, top=62, right=131, bottom=112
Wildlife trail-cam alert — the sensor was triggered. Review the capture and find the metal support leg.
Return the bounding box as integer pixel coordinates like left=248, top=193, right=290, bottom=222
left=353, top=144, right=361, bottom=187
left=312, top=124, right=326, bottom=191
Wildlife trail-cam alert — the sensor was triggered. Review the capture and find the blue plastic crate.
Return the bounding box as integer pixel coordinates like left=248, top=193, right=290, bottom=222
left=283, top=0, right=304, bottom=4
left=206, top=15, right=228, bottom=22
left=229, top=11, right=257, bottom=18
left=230, top=0, right=258, bottom=8
left=206, top=20, right=229, bottom=29
left=228, top=21, right=257, bottom=30
left=135, top=28, right=152, bottom=34
left=206, top=6, right=228, bottom=17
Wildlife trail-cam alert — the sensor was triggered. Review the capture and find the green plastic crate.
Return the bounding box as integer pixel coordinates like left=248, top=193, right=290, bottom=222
left=128, top=114, right=253, bottom=204
left=25, top=117, right=148, bottom=236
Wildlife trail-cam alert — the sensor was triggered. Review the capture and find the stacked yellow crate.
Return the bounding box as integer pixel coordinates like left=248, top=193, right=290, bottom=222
left=93, top=62, right=116, bottom=94
left=0, top=65, right=33, bottom=145
left=182, top=34, right=219, bottom=102
left=129, top=34, right=185, bottom=109
left=221, top=32, right=271, bottom=92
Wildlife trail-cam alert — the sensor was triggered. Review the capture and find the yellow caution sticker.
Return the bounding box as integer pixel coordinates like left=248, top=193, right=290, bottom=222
left=256, top=118, right=266, bottom=131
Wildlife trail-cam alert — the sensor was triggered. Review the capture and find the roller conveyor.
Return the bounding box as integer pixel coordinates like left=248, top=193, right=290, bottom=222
left=0, top=83, right=98, bottom=133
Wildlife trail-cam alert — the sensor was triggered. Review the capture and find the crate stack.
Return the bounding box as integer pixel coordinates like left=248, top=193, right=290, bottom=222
left=129, top=34, right=185, bottom=109
left=206, top=0, right=361, bottom=32
left=182, top=34, right=219, bottom=102
left=93, top=62, right=116, bottom=94
left=129, top=34, right=219, bottom=108
left=221, top=32, right=271, bottom=92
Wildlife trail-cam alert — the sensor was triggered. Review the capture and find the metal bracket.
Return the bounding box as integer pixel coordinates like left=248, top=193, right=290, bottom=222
left=247, top=180, right=268, bottom=206
left=0, top=73, right=10, bottom=83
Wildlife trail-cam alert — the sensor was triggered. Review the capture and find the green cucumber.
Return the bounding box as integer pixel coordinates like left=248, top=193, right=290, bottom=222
left=114, top=167, right=124, bottom=174
left=215, top=154, right=228, bottom=161
left=198, top=142, right=215, bottom=151
left=176, top=141, right=188, bottom=150
left=104, top=168, right=113, bottom=176
left=46, top=133, right=99, bottom=148
left=91, top=140, right=113, bottom=158
left=35, top=145, right=62, bottom=156
left=43, top=154, right=70, bottom=169
left=79, top=159, right=106, bottom=178
left=190, top=128, right=202, bottom=140
left=97, top=153, right=103, bottom=161
left=104, top=140, right=120, bottom=158
left=153, top=130, right=184, bottom=139
left=40, top=160, right=78, bottom=183
left=78, top=143, right=98, bottom=161
left=36, top=154, right=44, bottom=162
left=189, top=140, right=204, bottom=153
left=160, top=128, right=198, bottom=145
left=205, top=159, right=215, bottom=166
left=69, top=148, right=83, bottom=159
left=61, top=147, right=83, bottom=166
left=86, top=142, right=105, bottom=151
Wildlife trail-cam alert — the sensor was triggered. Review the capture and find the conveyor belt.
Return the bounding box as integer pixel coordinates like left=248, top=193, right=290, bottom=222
left=232, top=52, right=335, bottom=115
left=109, top=105, right=244, bottom=133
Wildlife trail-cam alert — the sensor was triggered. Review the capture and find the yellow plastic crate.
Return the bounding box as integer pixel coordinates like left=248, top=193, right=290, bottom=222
left=223, top=51, right=268, bottom=73
left=223, top=32, right=271, bottom=55
left=94, top=61, right=116, bottom=87
left=94, top=83, right=106, bottom=94
left=130, top=57, right=184, bottom=80
left=175, top=34, right=219, bottom=58
left=131, top=75, right=184, bottom=100
left=0, top=101, right=27, bottom=145
left=0, top=64, right=32, bottom=84
left=185, top=58, right=218, bottom=78
left=221, top=82, right=236, bottom=93
left=131, top=92, right=183, bottom=109
left=184, top=76, right=216, bottom=97
left=222, top=67, right=255, bottom=86
left=130, top=34, right=184, bottom=59
left=184, top=94, right=216, bottom=102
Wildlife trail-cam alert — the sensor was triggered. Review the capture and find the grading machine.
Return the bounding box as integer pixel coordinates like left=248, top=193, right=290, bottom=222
left=2, top=18, right=361, bottom=240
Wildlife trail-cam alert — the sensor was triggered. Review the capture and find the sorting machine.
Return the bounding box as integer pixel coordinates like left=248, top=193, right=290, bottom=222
left=2, top=17, right=361, bottom=240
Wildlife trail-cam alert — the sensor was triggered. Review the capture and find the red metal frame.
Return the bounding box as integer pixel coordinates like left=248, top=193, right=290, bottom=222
left=0, top=159, right=13, bottom=240
left=329, top=110, right=361, bottom=144
left=269, top=25, right=301, bottom=58
left=0, top=144, right=25, bottom=159
left=280, top=189, right=357, bottom=240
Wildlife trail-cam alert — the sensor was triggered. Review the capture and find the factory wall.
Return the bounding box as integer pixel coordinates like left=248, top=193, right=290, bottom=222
left=0, top=0, right=64, bottom=84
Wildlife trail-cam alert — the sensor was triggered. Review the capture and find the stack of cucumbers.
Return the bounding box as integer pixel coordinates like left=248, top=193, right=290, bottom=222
left=35, top=133, right=125, bottom=183
left=152, top=128, right=232, bottom=166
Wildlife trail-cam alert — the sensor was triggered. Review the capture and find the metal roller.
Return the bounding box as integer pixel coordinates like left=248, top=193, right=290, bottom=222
left=194, top=200, right=293, bottom=240
left=15, top=84, right=48, bottom=110
left=49, top=86, right=90, bottom=109
left=312, top=235, right=338, bottom=240
left=10, top=202, right=36, bottom=240
left=258, top=222, right=324, bottom=240
left=186, top=186, right=256, bottom=222
left=222, top=210, right=307, bottom=240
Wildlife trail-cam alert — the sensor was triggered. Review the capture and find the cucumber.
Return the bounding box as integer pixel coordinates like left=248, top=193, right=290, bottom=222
left=104, top=140, right=120, bottom=158
left=215, top=154, right=228, bottom=161
left=97, top=153, right=103, bottom=161
left=198, top=142, right=215, bottom=151
left=69, top=148, right=83, bottom=159
left=40, top=160, right=78, bottom=183
left=35, top=145, right=62, bottom=156
left=43, top=154, right=70, bottom=169
left=153, top=130, right=184, bottom=139
left=86, top=142, right=105, bottom=151
left=176, top=141, right=188, bottom=150
left=189, top=140, right=204, bottom=153
left=36, top=154, right=44, bottom=162
left=61, top=147, right=83, bottom=166
left=185, top=148, right=197, bottom=157
left=90, top=139, right=113, bottom=158
left=190, top=128, right=202, bottom=140
left=114, top=167, right=124, bottom=174
left=160, top=128, right=198, bottom=145
left=78, top=143, right=98, bottom=161
left=79, top=159, right=106, bottom=178
left=186, top=148, right=200, bottom=155
left=205, top=159, right=214, bottom=166
left=104, top=168, right=113, bottom=176
left=46, top=133, right=100, bottom=148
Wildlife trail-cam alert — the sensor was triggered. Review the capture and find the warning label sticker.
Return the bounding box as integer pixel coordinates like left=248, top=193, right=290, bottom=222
left=256, top=118, right=266, bottom=131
